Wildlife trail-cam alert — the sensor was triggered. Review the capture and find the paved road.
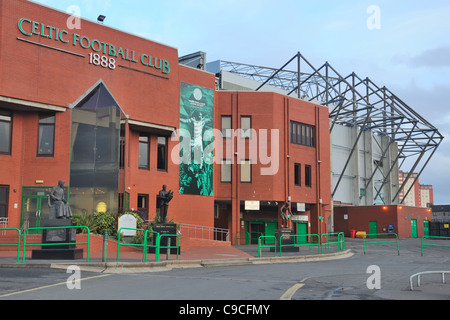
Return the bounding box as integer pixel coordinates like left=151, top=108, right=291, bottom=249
left=0, top=239, right=449, bottom=302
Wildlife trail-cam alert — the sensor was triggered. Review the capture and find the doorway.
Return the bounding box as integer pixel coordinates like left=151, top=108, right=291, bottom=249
left=21, top=195, right=49, bottom=234
left=265, top=221, right=277, bottom=244
left=423, top=220, right=429, bottom=237
left=369, top=221, right=378, bottom=238
left=411, top=219, right=418, bottom=238
left=250, top=222, right=264, bottom=244
left=294, top=222, right=308, bottom=244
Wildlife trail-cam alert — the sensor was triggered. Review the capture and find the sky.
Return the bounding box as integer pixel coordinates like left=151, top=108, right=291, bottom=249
left=30, top=0, right=450, bottom=204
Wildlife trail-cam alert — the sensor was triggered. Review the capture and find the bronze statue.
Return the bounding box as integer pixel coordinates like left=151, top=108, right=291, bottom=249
left=280, top=202, right=292, bottom=228
left=158, top=185, right=174, bottom=223
left=48, top=180, right=72, bottom=219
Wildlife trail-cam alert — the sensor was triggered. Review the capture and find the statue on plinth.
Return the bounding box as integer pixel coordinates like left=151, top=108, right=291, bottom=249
left=280, top=201, right=292, bottom=228
left=48, top=180, right=72, bottom=220
left=158, top=185, right=174, bottom=223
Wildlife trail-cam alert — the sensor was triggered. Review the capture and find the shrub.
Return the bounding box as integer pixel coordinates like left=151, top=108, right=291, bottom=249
left=93, top=212, right=117, bottom=237
left=73, top=212, right=117, bottom=237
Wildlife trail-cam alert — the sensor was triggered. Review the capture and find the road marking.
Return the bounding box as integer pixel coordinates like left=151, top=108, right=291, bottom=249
left=280, top=283, right=305, bottom=300
left=0, top=274, right=113, bottom=298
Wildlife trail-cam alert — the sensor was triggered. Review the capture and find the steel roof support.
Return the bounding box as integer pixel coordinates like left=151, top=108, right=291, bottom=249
left=219, top=53, right=444, bottom=205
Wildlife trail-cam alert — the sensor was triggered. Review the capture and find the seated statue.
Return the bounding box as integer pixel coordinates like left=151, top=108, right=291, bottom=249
left=48, top=180, right=72, bottom=220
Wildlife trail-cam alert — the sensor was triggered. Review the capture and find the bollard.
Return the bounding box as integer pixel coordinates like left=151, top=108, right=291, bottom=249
left=102, top=231, right=108, bottom=262
left=166, top=237, right=171, bottom=260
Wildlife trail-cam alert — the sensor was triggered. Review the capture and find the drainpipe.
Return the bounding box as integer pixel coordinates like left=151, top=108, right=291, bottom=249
left=285, top=98, right=291, bottom=229
left=316, top=106, right=322, bottom=236
left=231, top=93, right=240, bottom=245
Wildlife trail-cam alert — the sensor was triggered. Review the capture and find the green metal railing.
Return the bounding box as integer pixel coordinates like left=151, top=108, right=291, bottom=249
left=257, top=235, right=277, bottom=257
left=279, top=234, right=321, bottom=256
left=421, top=236, right=450, bottom=256
left=116, top=228, right=160, bottom=262
left=22, top=226, right=90, bottom=263
left=158, top=234, right=180, bottom=260
left=363, top=233, right=399, bottom=255
left=0, top=228, right=21, bottom=263
left=321, top=232, right=345, bottom=252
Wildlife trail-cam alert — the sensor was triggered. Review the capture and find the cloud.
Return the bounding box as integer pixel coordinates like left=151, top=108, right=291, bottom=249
left=386, top=80, right=450, bottom=204
left=421, top=151, right=450, bottom=204
left=393, top=46, right=450, bottom=69
left=391, top=82, right=450, bottom=124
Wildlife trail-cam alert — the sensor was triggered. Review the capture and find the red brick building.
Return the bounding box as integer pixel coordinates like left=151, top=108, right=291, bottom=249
left=0, top=0, right=331, bottom=244
left=214, top=92, right=331, bottom=243
left=334, top=205, right=432, bottom=238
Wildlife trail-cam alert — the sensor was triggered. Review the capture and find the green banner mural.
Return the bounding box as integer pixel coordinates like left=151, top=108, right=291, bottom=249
left=179, top=82, right=214, bottom=196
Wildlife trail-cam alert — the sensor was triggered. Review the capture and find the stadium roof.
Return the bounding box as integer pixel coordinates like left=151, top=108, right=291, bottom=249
left=207, top=52, right=444, bottom=204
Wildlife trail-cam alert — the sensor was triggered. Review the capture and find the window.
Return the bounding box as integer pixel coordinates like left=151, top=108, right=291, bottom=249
left=294, top=163, right=301, bottom=186
left=221, top=159, right=232, bottom=183
left=118, top=193, right=124, bottom=213
left=221, top=115, right=232, bottom=138
left=118, top=192, right=130, bottom=213
left=240, top=116, right=252, bottom=139
left=137, top=194, right=149, bottom=221
left=139, top=135, right=149, bottom=169
left=0, top=111, right=12, bottom=155
left=157, top=136, right=168, bottom=171
left=0, top=186, right=8, bottom=218
left=37, top=113, right=55, bottom=156
left=305, top=165, right=312, bottom=187
left=290, top=121, right=316, bottom=147
left=240, top=159, right=252, bottom=183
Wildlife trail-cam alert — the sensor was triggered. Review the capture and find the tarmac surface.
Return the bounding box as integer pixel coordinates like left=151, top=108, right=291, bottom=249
left=1, top=237, right=450, bottom=300
left=0, top=236, right=350, bottom=271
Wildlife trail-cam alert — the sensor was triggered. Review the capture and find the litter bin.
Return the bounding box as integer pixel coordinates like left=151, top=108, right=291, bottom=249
left=350, top=230, right=356, bottom=238
left=387, top=224, right=395, bottom=234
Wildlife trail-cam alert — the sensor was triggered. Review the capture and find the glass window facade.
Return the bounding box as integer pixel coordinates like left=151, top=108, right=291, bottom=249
left=70, top=84, right=121, bottom=215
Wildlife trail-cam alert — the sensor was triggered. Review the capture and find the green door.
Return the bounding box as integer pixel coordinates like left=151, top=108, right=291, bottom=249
left=369, top=221, right=378, bottom=238
left=296, top=222, right=308, bottom=244
left=411, top=219, right=418, bottom=238
left=424, top=220, right=429, bottom=237
left=21, top=195, right=48, bottom=234
left=265, top=221, right=277, bottom=245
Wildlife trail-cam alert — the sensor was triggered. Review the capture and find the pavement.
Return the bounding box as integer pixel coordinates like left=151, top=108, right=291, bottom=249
left=0, top=238, right=353, bottom=273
